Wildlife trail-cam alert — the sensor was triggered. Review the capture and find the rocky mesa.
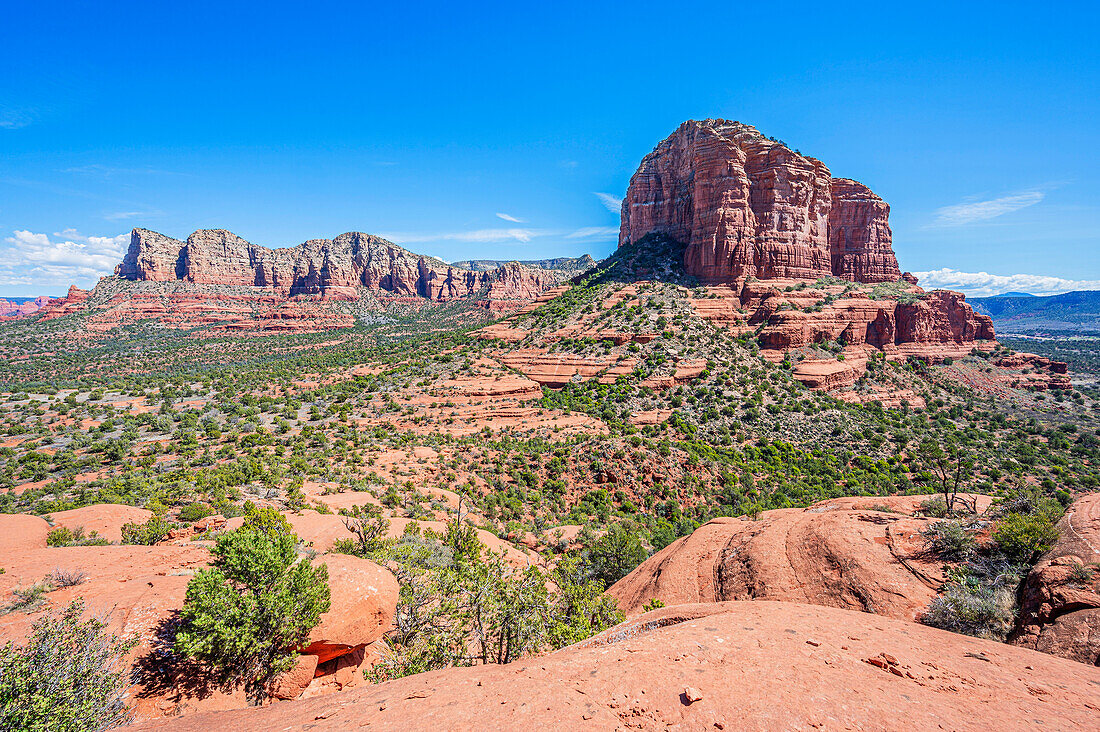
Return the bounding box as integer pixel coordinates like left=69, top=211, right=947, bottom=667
left=116, top=228, right=564, bottom=302
left=619, top=119, right=903, bottom=284
left=28, top=229, right=584, bottom=335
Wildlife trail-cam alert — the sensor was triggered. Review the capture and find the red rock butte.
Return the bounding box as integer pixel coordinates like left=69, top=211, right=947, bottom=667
left=116, top=228, right=560, bottom=302
left=619, top=119, right=903, bottom=284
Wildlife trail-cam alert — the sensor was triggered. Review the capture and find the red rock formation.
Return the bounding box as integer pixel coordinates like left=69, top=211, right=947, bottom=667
left=1012, top=492, right=1100, bottom=665
left=116, top=228, right=562, bottom=303
left=830, top=178, right=901, bottom=282
left=608, top=494, right=993, bottom=620
left=619, top=119, right=901, bottom=283
left=35, top=285, right=90, bottom=320
left=746, top=286, right=995, bottom=352
left=0, top=295, right=55, bottom=320
left=132, top=601, right=1100, bottom=731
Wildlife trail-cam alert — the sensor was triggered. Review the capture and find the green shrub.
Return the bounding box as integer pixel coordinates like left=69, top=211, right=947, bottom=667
left=46, top=525, right=107, bottom=547
left=587, top=524, right=648, bottom=587
left=992, top=512, right=1059, bottom=563
left=548, top=556, right=623, bottom=647
left=177, top=502, right=215, bottom=523
left=921, top=520, right=975, bottom=560
left=922, top=578, right=1016, bottom=640
left=172, top=505, right=330, bottom=697
left=918, top=496, right=949, bottom=518
left=0, top=600, right=137, bottom=732
left=121, top=515, right=174, bottom=545
left=46, top=526, right=76, bottom=547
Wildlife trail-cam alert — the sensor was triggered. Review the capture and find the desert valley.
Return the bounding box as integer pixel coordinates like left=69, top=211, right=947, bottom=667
left=0, top=115, right=1098, bottom=730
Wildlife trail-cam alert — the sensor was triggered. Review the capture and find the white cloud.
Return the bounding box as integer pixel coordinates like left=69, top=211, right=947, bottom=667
left=912, top=268, right=1100, bottom=297
left=595, top=192, right=622, bottom=214
left=383, top=228, right=537, bottom=245
left=0, top=229, right=128, bottom=289
left=566, top=226, right=619, bottom=240
left=495, top=213, right=525, bottom=223
left=104, top=210, right=159, bottom=221
left=933, top=191, right=1044, bottom=226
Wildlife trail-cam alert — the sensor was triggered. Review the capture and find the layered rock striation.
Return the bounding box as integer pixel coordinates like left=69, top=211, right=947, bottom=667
left=619, top=119, right=902, bottom=283
left=607, top=494, right=994, bottom=620
left=117, top=228, right=561, bottom=302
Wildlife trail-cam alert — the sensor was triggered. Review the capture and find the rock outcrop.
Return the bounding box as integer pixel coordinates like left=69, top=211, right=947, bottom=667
left=619, top=119, right=902, bottom=283
left=35, top=285, right=89, bottom=320
left=116, top=228, right=562, bottom=303
left=0, top=295, right=55, bottom=320
left=133, top=601, right=1100, bottom=732
left=1012, top=492, right=1100, bottom=665
left=608, top=495, right=992, bottom=620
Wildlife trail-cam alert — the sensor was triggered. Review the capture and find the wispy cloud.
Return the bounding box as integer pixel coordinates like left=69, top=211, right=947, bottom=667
left=0, top=228, right=128, bottom=288
left=0, top=107, right=34, bottom=130
left=495, top=213, right=525, bottom=223
left=912, top=268, right=1100, bottom=297
left=595, top=192, right=622, bottom=214
left=104, top=210, right=162, bottom=221
left=61, top=164, right=186, bottom=178
left=383, top=228, right=537, bottom=245
left=566, top=226, right=619, bottom=240
left=933, top=191, right=1044, bottom=226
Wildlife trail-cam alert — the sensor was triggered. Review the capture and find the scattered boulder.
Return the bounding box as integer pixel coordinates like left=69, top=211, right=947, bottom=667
left=302, top=553, right=398, bottom=664
left=269, top=654, right=319, bottom=701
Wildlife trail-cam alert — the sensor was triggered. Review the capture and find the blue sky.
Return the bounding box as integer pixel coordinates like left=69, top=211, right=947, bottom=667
left=1, top=1, right=1098, bottom=297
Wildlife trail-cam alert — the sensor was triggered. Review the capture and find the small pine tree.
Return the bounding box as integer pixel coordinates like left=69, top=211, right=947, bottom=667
left=172, top=505, right=330, bottom=698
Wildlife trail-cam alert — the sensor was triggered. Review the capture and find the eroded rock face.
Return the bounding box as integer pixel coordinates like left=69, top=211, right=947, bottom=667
left=619, top=119, right=902, bottom=283
left=1012, top=492, right=1100, bottom=665
left=116, top=228, right=562, bottom=303
left=608, top=495, right=991, bottom=620
left=132, top=601, right=1100, bottom=732
left=829, top=178, right=901, bottom=283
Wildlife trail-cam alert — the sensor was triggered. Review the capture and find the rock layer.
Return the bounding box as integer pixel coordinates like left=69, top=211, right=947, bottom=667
left=117, top=228, right=564, bottom=303
left=619, top=119, right=901, bottom=283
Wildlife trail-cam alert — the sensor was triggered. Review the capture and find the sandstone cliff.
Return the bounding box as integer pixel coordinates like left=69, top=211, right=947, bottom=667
left=116, top=228, right=561, bottom=302
left=619, top=119, right=902, bottom=283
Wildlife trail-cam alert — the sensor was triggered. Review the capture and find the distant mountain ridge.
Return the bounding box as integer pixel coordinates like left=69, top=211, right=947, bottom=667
left=970, top=290, right=1100, bottom=334
left=450, top=255, right=596, bottom=275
